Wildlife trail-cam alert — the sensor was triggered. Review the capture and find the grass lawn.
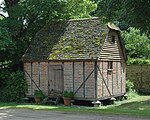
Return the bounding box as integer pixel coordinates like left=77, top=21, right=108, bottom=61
left=0, top=95, right=150, bottom=116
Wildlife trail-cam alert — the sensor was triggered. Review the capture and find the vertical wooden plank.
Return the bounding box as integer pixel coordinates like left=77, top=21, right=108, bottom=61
left=38, top=62, right=40, bottom=87
left=48, top=62, right=50, bottom=95
left=112, top=62, right=113, bottom=95
left=54, top=68, right=63, bottom=92
left=31, top=62, right=33, bottom=95
left=123, top=62, right=126, bottom=93
left=120, top=62, right=122, bottom=93
left=102, top=61, right=104, bottom=96
left=107, top=62, right=108, bottom=85
left=140, top=64, right=142, bottom=89
left=118, top=62, right=121, bottom=94
left=83, top=61, right=85, bottom=98
left=74, top=62, right=83, bottom=97
left=104, top=61, right=107, bottom=96
left=116, top=62, right=118, bottom=86
left=64, top=62, right=73, bottom=91
left=48, top=64, right=63, bottom=93
left=85, top=62, right=95, bottom=98
left=94, top=61, right=98, bottom=99
left=62, top=62, right=64, bottom=92
left=73, top=62, right=75, bottom=92
left=113, top=62, right=116, bottom=95
left=97, top=61, right=101, bottom=98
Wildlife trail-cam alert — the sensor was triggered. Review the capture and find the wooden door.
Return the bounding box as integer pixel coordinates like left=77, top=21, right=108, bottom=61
left=48, top=65, right=63, bottom=94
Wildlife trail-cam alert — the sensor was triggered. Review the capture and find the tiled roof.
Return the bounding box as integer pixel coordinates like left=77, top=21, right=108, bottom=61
left=22, top=18, right=109, bottom=61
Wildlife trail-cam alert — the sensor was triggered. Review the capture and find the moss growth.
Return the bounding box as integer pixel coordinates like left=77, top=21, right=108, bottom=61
left=24, top=19, right=109, bottom=60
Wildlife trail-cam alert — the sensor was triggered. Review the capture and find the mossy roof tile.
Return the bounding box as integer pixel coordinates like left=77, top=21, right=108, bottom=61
left=23, top=18, right=109, bottom=61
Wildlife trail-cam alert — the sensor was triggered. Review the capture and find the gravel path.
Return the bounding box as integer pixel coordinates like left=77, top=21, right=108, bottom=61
left=0, top=108, right=149, bottom=120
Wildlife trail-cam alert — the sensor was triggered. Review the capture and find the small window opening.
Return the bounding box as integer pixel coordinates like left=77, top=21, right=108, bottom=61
left=108, top=61, right=113, bottom=74
left=111, top=36, right=115, bottom=44
left=108, top=61, right=113, bottom=70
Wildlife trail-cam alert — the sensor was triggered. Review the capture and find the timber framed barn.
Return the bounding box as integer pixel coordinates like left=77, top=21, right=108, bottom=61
left=22, top=17, right=126, bottom=102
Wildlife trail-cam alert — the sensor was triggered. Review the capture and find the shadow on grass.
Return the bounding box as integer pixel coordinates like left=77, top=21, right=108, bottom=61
left=100, top=99, right=150, bottom=116
left=0, top=99, right=150, bottom=116
left=115, top=99, right=150, bottom=110
left=0, top=102, right=18, bottom=107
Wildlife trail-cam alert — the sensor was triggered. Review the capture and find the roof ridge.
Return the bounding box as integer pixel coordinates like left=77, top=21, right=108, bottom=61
left=68, top=17, right=99, bottom=22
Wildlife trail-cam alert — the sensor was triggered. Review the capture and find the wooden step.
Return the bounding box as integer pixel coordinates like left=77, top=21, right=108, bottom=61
left=43, top=95, right=61, bottom=105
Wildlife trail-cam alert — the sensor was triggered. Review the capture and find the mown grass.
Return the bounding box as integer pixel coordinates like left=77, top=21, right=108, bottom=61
left=0, top=95, right=150, bottom=116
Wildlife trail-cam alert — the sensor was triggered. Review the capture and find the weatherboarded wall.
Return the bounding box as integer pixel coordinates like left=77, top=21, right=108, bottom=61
left=126, top=65, right=150, bottom=94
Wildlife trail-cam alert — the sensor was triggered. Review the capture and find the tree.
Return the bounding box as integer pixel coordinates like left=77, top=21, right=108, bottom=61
left=122, top=27, right=150, bottom=59
left=0, top=0, right=97, bottom=102
left=95, top=0, right=150, bottom=33
left=0, top=0, right=96, bottom=70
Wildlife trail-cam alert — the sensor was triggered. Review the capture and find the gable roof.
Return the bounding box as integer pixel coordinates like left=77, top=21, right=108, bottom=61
left=22, top=18, right=121, bottom=61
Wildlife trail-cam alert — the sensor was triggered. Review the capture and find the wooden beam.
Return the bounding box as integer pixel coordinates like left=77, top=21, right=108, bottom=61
left=62, top=62, right=64, bottom=91
left=38, top=62, right=40, bottom=87
left=23, top=59, right=98, bottom=62
left=83, top=61, right=85, bottom=98
left=94, top=61, right=98, bottom=99
left=107, top=61, right=108, bottom=85
left=112, top=62, right=113, bottom=95
left=102, top=61, right=104, bottom=96
left=120, top=62, right=122, bottom=93
left=97, top=65, right=111, bottom=96
left=48, top=62, right=50, bottom=95
left=73, top=62, right=75, bottom=92
left=31, top=62, right=33, bottom=95
left=116, top=62, right=118, bottom=86
left=25, top=70, right=42, bottom=93
left=74, top=69, right=95, bottom=95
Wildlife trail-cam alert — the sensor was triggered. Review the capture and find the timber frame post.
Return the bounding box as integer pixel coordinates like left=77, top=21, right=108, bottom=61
left=25, top=70, right=43, bottom=94
left=97, top=64, right=112, bottom=96
left=74, top=69, right=95, bottom=95
left=94, top=61, right=98, bottom=100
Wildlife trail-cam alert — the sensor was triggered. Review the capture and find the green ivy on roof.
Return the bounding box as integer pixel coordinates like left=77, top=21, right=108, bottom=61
left=22, top=18, right=109, bottom=61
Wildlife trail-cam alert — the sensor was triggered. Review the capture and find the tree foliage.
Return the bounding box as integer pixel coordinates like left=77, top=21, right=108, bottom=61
left=0, top=27, right=13, bottom=51
left=0, top=71, right=27, bottom=102
left=0, top=0, right=96, bottom=70
left=95, top=0, right=150, bottom=33
left=122, top=27, right=150, bottom=60
left=0, top=0, right=97, bottom=101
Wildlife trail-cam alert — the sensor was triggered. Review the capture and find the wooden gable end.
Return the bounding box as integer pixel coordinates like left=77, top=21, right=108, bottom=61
left=99, top=29, right=124, bottom=61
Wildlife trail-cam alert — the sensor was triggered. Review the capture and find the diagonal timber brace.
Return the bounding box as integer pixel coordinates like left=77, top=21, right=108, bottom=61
left=97, top=65, right=112, bottom=96
left=74, top=69, right=95, bottom=95
left=25, top=70, right=42, bottom=93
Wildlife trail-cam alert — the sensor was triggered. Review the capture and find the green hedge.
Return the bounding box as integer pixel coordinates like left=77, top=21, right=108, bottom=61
left=127, top=58, right=150, bottom=65
left=0, top=71, right=27, bottom=102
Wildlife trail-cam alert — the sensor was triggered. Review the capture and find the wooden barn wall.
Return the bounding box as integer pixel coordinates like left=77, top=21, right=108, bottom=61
left=64, top=61, right=95, bottom=99
left=84, top=62, right=95, bottom=99
left=48, top=61, right=63, bottom=93
left=24, top=60, right=126, bottom=99
left=63, top=62, right=73, bottom=91
left=99, top=30, right=123, bottom=61
left=24, top=62, right=32, bottom=95
left=97, top=61, right=126, bottom=98
left=24, top=62, right=48, bottom=95
left=40, top=62, right=48, bottom=95
left=24, top=61, right=96, bottom=98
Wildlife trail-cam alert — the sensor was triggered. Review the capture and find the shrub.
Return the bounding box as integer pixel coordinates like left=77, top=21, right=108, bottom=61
left=63, top=90, right=74, bottom=98
left=122, top=27, right=150, bottom=59
left=0, top=71, right=27, bottom=102
left=126, top=80, right=138, bottom=99
left=34, top=90, right=44, bottom=98
left=127, top=58, right=150, bottom=65
left=126, top=80, right=134, bottom=92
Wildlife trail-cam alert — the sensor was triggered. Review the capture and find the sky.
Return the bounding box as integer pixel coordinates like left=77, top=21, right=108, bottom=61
left=0, top=0, right=3, bottom=4
left=0, top=0, right=8, bottom=17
